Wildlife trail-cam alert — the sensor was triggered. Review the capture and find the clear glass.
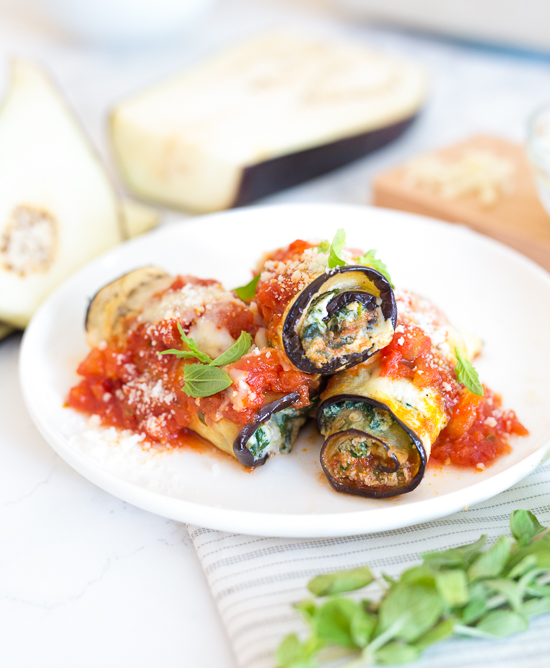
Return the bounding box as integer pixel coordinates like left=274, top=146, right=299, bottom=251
left=527, top=103, right=550, bottom=219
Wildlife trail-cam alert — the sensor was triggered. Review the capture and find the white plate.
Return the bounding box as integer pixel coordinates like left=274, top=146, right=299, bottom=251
left=20, top=204, right=550, bottom=537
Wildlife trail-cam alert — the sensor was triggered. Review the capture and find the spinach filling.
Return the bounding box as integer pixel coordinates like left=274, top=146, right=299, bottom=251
left=246, top=404, right=310, bottom=462
left=320, top=400, right=420, bottom=488
left=298, top=289, right=383, bottom=363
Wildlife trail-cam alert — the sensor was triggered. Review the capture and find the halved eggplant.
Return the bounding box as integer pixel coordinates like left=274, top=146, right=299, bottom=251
left=0, top=60, right=124, bottom=328
left=109, top=33, right=428, bottom=213
left=280, top=266, right=396, bottom=375
left=85, top=266, right=172, bottom=347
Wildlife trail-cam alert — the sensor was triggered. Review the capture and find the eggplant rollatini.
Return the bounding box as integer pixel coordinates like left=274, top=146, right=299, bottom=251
left=317, top=291, right=482, bottom=498
left=71, top=267, right=320, bottom=467
left=254, top=240, right=397, bottom=375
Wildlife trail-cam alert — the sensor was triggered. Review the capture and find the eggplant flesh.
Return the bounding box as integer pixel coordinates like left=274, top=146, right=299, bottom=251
left=85, top=266, right=173, bottom=347
left=318, top=396, right=425, bottom=498
left=282, top=266, right=396, bottom=375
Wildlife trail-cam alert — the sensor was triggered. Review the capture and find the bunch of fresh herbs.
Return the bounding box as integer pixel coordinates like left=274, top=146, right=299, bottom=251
left=277, top=510, right=550, bottom=667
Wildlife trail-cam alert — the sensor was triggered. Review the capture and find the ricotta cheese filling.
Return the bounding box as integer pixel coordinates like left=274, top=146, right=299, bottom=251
left=245, top=405, right=309, bottom=462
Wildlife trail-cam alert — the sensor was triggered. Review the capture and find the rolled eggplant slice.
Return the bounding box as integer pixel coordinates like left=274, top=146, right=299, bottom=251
left=188, top=392, right=314, bottom=468
left=281, top=266, right=396, bottom=374
left=85, top=266, right=173, bottom=347
left=319, top=395, right=425, bottom=498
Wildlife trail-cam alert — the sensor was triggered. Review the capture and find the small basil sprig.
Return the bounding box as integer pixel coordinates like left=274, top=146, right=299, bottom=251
left=159, top=324, right=252, bottom=398
left=455, top=347, right=484, bottom=396
left=276, top=509, right=550, bottom=668
left=327, top=228, right=346, bottom=269
left=234, top=274, right=260, bottom=301
left=357, top=249, right=394, bottom=288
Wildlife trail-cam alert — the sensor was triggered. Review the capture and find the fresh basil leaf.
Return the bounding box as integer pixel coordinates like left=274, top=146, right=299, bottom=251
left=276, top=634, right=317, bottom=668
left=435, top=570, right=469, bottom=607
left=475, top=610, right=528, bottom=637
left=511, top=510, right=547, bottom=547
left=357, top=249, right=394, bottom=288
left=378, top=583, right=444, bottom=643
left=374, top=641, right=420, bottom=665
left=422, top=536, right=487, bottom=569
left=454, top=347, right=484, bottom=396
left=461, top=598, right=487, bottom=625
left=210, top=331, right=252, bottom=367
left=234, top=274, right=260, bottom=301
left=327, top=229, right=346, bottom=269
left=317, top=240, right=330, bottom=253
left=182, top=364, right=232, bottom=398
left=523, top=596, right=550, bottom=617
left=413, top=619, right=455, bottom=652
left=308, top=566, right=373, bottom=597
left=158, top=348, right=196, bottom=359
left=467, top=536, right=511, bottom=582
left=314, top=598, right=359, bottom=647
left=350, top=608, right=377, bottom=648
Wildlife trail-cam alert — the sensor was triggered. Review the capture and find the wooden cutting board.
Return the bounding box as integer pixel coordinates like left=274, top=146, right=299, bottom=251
left=373, top=135, right=550, bottom=271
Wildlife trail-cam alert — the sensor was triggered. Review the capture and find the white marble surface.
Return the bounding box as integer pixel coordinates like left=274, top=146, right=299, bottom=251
left=1, top=1, right=550, bottom=667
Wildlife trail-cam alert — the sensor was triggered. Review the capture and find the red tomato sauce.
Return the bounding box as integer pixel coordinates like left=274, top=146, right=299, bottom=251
left=68, top=316, right=319, bottom=448
left=255, top=240, right=314, bottom=340
left=378, top=321, right=528, bottom=468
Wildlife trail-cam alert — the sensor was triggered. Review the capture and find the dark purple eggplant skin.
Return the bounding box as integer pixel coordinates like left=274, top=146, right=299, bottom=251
left=233, top=391, right=301, bottom=468
left=282, top=266, right=397, bottom=375
left=317, top=394, right=426, bottom=499
left=232, top=115, right=417, bottom=207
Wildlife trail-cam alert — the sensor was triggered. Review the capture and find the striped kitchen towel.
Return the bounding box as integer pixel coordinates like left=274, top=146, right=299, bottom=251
left=188, top=462, right=550, bottom=668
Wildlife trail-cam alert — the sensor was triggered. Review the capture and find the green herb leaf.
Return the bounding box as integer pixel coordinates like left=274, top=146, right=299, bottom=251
left=317, top=240, right=330, bottom=253
left=455, top=347, right=484, bottom=396
left=357, top=249, right=395, bottom=288
left=276, top=634, right=317, bottom=668
left=413, top=619, right=455, bottom=652
left=314, top=598, right=358, bottom=647
left=422, top=535, right=487, bottom=569
left=511, top=510, right=547, bottom=547
left=327, top=229, right=346, bottom=269
left=374, top=641, right=420, bottom=665
left=294, top=600, right=316, bottom=624
left=308, top=566, right=373, bottom=597
left=210, top=331, right=252, bottom=367
left=159, top=322, right=213, bottom=364
left=523, top=596, right=550, bottom=616
left=486, top=579, right=524, bottom=613
left=182, top=364, right=232, bottom=398
left=435, top=570, right=469, bottom=607
left=475, top=610, right=528, bottom=637
left=400, top=563, right=436, bottom=587
left=461, top=597, right=488, bottom=624
left=378, top=583, right=444, bottom=643
left=350, top=608, right=377, bottom=647
left=467, top=536, right=511, bottom=582
left=234, top=274, right=260, bottom=301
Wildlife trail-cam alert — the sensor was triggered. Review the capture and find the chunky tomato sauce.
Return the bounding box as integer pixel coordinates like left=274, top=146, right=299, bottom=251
left=378, top=322, right=528, bottom=468
left=68, top=316, right=319, bottom=448
left=255, top=239, right=314, bottom=341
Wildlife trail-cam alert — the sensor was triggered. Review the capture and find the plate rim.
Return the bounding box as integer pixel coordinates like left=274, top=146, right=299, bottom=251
left=19, top=203, right=550, bottom=537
